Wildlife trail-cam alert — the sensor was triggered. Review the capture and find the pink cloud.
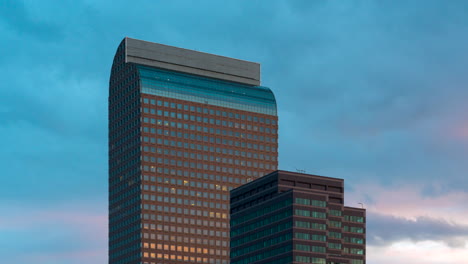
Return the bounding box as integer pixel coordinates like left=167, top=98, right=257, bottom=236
left=0, top=201, right=107, bottom=247
left=451, top=122, right=468, bottom=140
left=345, top=181, right=468, bottom=264
left=11, top=248, right=107, bottom=264
left=0, top=202, right=107, bottom=230
left=346, top=183, right=468, bottom=224
left=368, top=241, right=468, bottom=264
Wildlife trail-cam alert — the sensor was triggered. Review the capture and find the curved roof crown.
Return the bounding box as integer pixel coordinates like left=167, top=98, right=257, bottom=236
left=123, top=37, right=261, bottom=86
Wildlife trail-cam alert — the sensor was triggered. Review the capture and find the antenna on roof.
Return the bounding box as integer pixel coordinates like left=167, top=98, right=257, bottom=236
left=295, top=167, right=306, bottom=173
left=358, top=203, right=364, bottom=209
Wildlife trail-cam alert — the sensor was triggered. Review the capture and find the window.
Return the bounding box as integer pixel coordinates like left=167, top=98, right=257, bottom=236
left=344, top=215, right=364, bottom=223
left=329, top=210, right=342, bottom=216
left=295, top=244, right=310, bottom=251
left=328, top=242, right=342, bottom=250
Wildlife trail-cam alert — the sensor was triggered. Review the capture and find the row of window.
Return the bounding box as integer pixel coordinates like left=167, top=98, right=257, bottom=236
left=139, top=66, right=276, bottom=115
left=143, top=175, right=230, bottom=191
left=141, top=209, right=227, bottom=229
left=109, top=228, right=139, bottom=250
left=110, top=241, right=139, bottom=264
left=295, top=221, right=327, bottom=230
left=230, top=222, right=292, bottom=248
left=329, top=209, right=342, bottom=216
left=295, top=209, right=327, bottom=219
left=231, top=256, right=292, bottom=264
left=143, top=260, right=225, bottom=264
left=328, top=242, right=342, bottom=250
left=330, top=221, right=342, bottom=229
left=142, top=170, right=247, bottom=187
left=329, top=231, right=342, bottom=239
left=230, top=199, right=292, bottom=226
left=141, top=124, right=276, bottom=152
left=295, top=256, right=326, bottom=264
left=344, top=247, right=365, bottom=255
left=231, top=210, right=291, bottom=236
left=111, top=147, right=139, bottom=175
left=109, top=111, right=139, bottom=141
left=142, top=85, right=274, bottom=116
left=142, top=175, right=229, bottom=199
left=140, top=199, right=228, bottom=219
left=143, top=243, right=228, bottom=256
left=295, top=198, right=327, bottom=207
left=230, top=244, right=292, bottom=264
left=230, top=190, right=277, bottom=213
left=109, top=144, right=138, bottom=170
left=145, top=190, right=225, bottom=210
left=230, top=180, right=277, bottom=202
left=344, top=215, right=365, bottom=223
left=142, top=98, right=277, bottom=125
left=142, top=231, right=227, bottom=247
left=295, top=244, right=326, bottom=253
left=142, top=154, right=273, bottom=171
left=345, top=236, right=365, bottom=244
left=140, top=134, right=276, bottom=175
left=141, top=132, right=276, bottom=159
left=142, top=107, right=277, bottom=138
left=110, top=104, right=138, bottom=129
left=109, top=211, right=139, bottom=236
left=231, top=233, right=292, bottom=257
left=143, top=193, right=226, bottom=206
left=109, top=204, right=139, bottom=232
left=109, top=81, right=136, bottom=101
left=142, top=163, right=268, bottom=180
left=142, top=220, right=228, bottom=238
left=343, top=226, right=365, bottom=234
left=295, top=232, right=327, bottom=242
left=142, top=193, right=227, bottom=210
left=142, top=251, right=226, bottom=264
left=144, top=146, right=275, bottom=163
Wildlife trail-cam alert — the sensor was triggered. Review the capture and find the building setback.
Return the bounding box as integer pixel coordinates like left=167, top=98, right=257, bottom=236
left=109, top=37, right=278, bottom=264
left=230, top=170, right=366, bottom=264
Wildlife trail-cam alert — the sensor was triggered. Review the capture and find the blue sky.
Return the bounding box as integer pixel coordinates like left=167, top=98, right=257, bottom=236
left=1, top=1, right=468, bottom=263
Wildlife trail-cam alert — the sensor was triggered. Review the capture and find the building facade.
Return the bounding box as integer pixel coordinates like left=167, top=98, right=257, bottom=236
left=109, top=37, right=278, bottom=264
left=230, top=170, right=366, bottom=264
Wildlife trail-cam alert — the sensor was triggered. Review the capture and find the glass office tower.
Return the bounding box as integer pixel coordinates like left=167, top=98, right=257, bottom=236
left=109, top=37, right=278, bottom=264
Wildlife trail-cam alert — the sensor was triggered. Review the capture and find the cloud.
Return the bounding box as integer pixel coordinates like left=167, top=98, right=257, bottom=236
left=367, top=241, right=468, bottom=264
left=344, top=183, right=468, bottom=253
left=0, top=0, right=63, bottom=41
left=346, top=183, right=468, bottom=223
left=1, top=1, right=468, bottom=264
left=0, top=60, right=107, bottom=202
left=264, top=1, right=468, bottom=193
left=0, top=202, right=107, bottom=264
left=368, top=212, right=468, bottom=248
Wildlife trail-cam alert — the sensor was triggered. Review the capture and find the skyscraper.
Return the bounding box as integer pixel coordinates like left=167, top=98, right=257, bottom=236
left=109, top=37, right=278, bottom=264
left=230, top=170, right=366, bottom=264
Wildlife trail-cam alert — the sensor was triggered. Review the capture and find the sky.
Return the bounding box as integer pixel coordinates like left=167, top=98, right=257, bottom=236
left=0, top=0, right=467, bottom=263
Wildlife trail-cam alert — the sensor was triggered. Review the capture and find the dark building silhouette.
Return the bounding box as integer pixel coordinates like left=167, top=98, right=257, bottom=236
left=109, top=37, right=278, bottom=264
left=230, top=170, right=366, bottom=264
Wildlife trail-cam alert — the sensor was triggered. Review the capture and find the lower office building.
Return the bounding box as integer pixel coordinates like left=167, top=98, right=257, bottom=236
left=230, top=170, right=365, bottom=264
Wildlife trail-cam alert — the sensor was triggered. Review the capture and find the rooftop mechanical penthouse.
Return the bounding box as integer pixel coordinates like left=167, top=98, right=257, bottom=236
left=230, top=170, right=366, bottom=264
left=109, top=37, right=278, bottom=264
